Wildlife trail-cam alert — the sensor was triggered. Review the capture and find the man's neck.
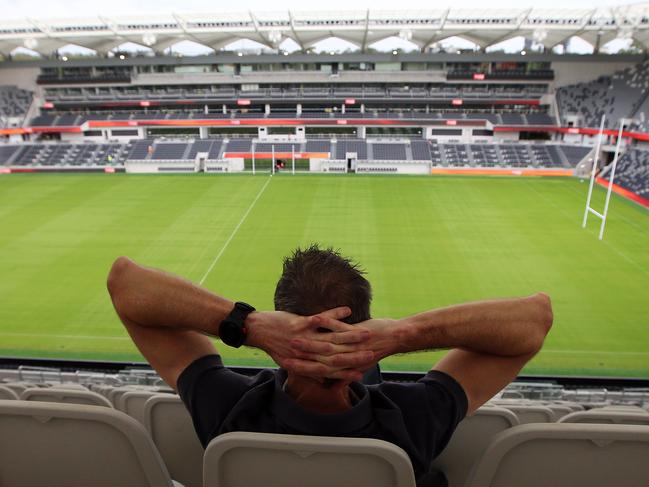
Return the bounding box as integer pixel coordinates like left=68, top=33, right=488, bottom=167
left=284, top=374, right=353, bottom=414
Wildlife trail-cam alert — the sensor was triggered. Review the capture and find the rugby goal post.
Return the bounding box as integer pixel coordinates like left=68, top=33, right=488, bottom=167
left=582, top=116, right=624, bottom=240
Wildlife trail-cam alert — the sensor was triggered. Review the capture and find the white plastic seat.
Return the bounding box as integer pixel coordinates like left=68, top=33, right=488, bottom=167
left=431, top=406, right=519, bottom=487
left=144, top=394, right=203, bottom=487
left=594, top=405, right=648, bottom=414
left=203, top=431, right=416, bottom=487
left=500, top=405, right=556, bottom=423
left=465, top=423, right=649, bottom=487
left=107, top=386, right=139, bottom=407
left=559, top=410, right=649, bottom=426
left=545, top=404, right=573, bottom=419
left=45, top=383, right=90, bottom=391
left=0, top=400, right=179, bottom=487
left=0, top=385, right=19, bottom=400
left=20, top=387, right=113, bottom=407
left=116, top=390, right=159, bottom=424
left=1, top=382, right=29, bottom=395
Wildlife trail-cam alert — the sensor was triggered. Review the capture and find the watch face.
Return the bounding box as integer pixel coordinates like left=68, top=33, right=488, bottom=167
left=220, top=320, right=244, bottom=347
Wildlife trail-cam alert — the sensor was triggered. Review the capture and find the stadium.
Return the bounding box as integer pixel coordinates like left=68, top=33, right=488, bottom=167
left=0, top=2, right=648, bottom=486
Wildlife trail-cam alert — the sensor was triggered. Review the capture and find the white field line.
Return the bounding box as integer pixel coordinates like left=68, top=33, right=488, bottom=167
left=198, top=176, right=272, bottom=285
left=1, top=332, right=648, bottom=356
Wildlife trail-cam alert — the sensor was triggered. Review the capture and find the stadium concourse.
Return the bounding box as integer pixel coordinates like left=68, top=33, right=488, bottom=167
left=1, top=5, right=649, bottom=487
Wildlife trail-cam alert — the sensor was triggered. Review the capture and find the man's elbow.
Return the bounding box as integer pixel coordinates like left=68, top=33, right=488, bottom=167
left=531, top=292, right=554, bottom=352
left=107, top=256, right=134, bottom=304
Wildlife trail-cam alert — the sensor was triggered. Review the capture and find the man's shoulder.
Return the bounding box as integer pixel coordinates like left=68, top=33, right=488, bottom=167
left=369, top=370, right=468, bottom=416
left=177, top=354, right=278, bottom=399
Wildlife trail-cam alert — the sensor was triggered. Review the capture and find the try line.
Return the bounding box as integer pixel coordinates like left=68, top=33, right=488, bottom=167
left=199, top=176, right=272, bottom=285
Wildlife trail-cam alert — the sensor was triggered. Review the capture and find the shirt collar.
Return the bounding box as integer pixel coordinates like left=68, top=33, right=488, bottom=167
left=271, top=369, right=373, bottom=436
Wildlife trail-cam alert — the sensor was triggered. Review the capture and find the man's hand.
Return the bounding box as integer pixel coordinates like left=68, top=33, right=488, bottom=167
left=288, top=317, right=406, bottom=374
left=246, top=306, right=374, bottom=381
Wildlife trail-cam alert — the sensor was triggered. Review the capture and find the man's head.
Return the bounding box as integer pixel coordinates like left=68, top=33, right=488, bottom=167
left=274, top=244, right=372, bottom=325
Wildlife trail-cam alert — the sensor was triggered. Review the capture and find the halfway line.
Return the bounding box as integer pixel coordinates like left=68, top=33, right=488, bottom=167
left=199, top=176, right=272, bottom=285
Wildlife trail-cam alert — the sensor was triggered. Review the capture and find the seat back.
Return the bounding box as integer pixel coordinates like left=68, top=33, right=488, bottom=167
left=501, top=405, right=555, bottom=423
left=545, top=405, right=573, bottom=419
left=0, top=385, right=19, bottom=400
left=431, top=406, right=518, bottom=487
left=144, top=394, right=203, bottom=487
left=559, top=410, right=649, bottom=425
left=465, top=423, right=649, bottom=487
left=0, top=400, right=175, bottom=487
left=117, top=390, right=158, bottom=425
left=204, top=431, right=416, bottom=487
left=20, top=387, right=113, bottom=407
left=107, top=386, right=139, bottom=407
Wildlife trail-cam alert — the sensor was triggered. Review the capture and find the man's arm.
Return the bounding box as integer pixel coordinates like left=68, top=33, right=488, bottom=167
left=290, top=294, right=553, bottom=414
left=107, top=256, right=371, bottom=390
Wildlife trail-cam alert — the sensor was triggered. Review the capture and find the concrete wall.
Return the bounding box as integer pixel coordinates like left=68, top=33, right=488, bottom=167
left=0, top=67, right=41, bottom=91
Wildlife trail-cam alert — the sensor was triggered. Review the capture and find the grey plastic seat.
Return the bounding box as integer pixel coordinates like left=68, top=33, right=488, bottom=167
left=465, top=423, right=649, bottom=487
left=0, top=400, right=179, bottom=487
left=594, top=405, right=648, bottom=414
left=144, top=394, right=203, bottom=487
left=431, top=406, right=519, bottom=487
left=204, top=431, right=417, bottom=487
left=559, top=410, right=649, bottom=425
left=44, top=383, right=90, bottom=391
left=500, top=405, right=556, bottom=423
left=20, top=387, right=113, bottom=407
left=545, top=404, right=574, bottom=419
left=0, top=385, right=19, bottom=400
left=117, top=390, right=159, bottom=424
left=107, top=386, right=139, bottom=407
left=2, top=382, right=29, bottom=395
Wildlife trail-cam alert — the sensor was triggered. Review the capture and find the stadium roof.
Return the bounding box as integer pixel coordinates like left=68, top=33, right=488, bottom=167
left=1, top=4, right=649, bottom=56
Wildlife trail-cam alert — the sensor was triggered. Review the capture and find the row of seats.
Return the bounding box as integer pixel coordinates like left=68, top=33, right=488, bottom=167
left=557, top=59, right=649, bottom=129
left=2, top=381, right=649, bottom=487
left=0, top=382, right=648, bottom=487
left=436, top=143, right=591, bottom=168
left=0, top=140, right=593, bottom=167
left=43, top=84, right=548, bottom=103
left=8, top=142, right=131, bottom=166
left=29, top=111, right=556, bottom=126
left=603, top=148, right=649, bottom=199
left=0, top=85, right=33, bottom=128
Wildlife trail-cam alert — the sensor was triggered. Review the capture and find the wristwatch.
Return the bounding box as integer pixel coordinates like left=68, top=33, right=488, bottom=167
left=218, top=301, right=256, bottom=348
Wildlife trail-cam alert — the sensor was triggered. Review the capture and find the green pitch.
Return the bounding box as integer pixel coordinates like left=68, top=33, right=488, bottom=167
left=1, top=174, right=648, bottom=378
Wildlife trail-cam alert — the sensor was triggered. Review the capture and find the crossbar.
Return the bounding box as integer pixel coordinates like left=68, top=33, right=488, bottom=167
left=587, top=207, right=604, bottom=219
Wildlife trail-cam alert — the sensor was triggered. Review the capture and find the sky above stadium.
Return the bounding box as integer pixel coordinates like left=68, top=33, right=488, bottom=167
left=0, top=0, right=633, bottom=17
left=0, top=0, right=638, bottom=55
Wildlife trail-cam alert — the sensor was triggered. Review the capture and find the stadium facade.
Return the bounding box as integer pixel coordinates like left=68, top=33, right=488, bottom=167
left=1, top=7, right=648, bottom=204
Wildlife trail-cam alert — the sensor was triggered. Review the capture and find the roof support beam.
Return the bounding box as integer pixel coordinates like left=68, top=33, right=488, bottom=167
left=361, top=9, right=370, bottom=52
left=422, top=9, right=449, bottom=51
left=249, top=11, right=274, bottom=49
left=287, top=11, right=306, bottom=51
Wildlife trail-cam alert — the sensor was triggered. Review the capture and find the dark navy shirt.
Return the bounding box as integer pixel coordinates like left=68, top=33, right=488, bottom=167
left=177, top=354, right=467, bottom=480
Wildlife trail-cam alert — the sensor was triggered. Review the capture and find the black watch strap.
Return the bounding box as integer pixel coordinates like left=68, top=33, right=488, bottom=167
left=218, top=301, right=256, bottom=348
